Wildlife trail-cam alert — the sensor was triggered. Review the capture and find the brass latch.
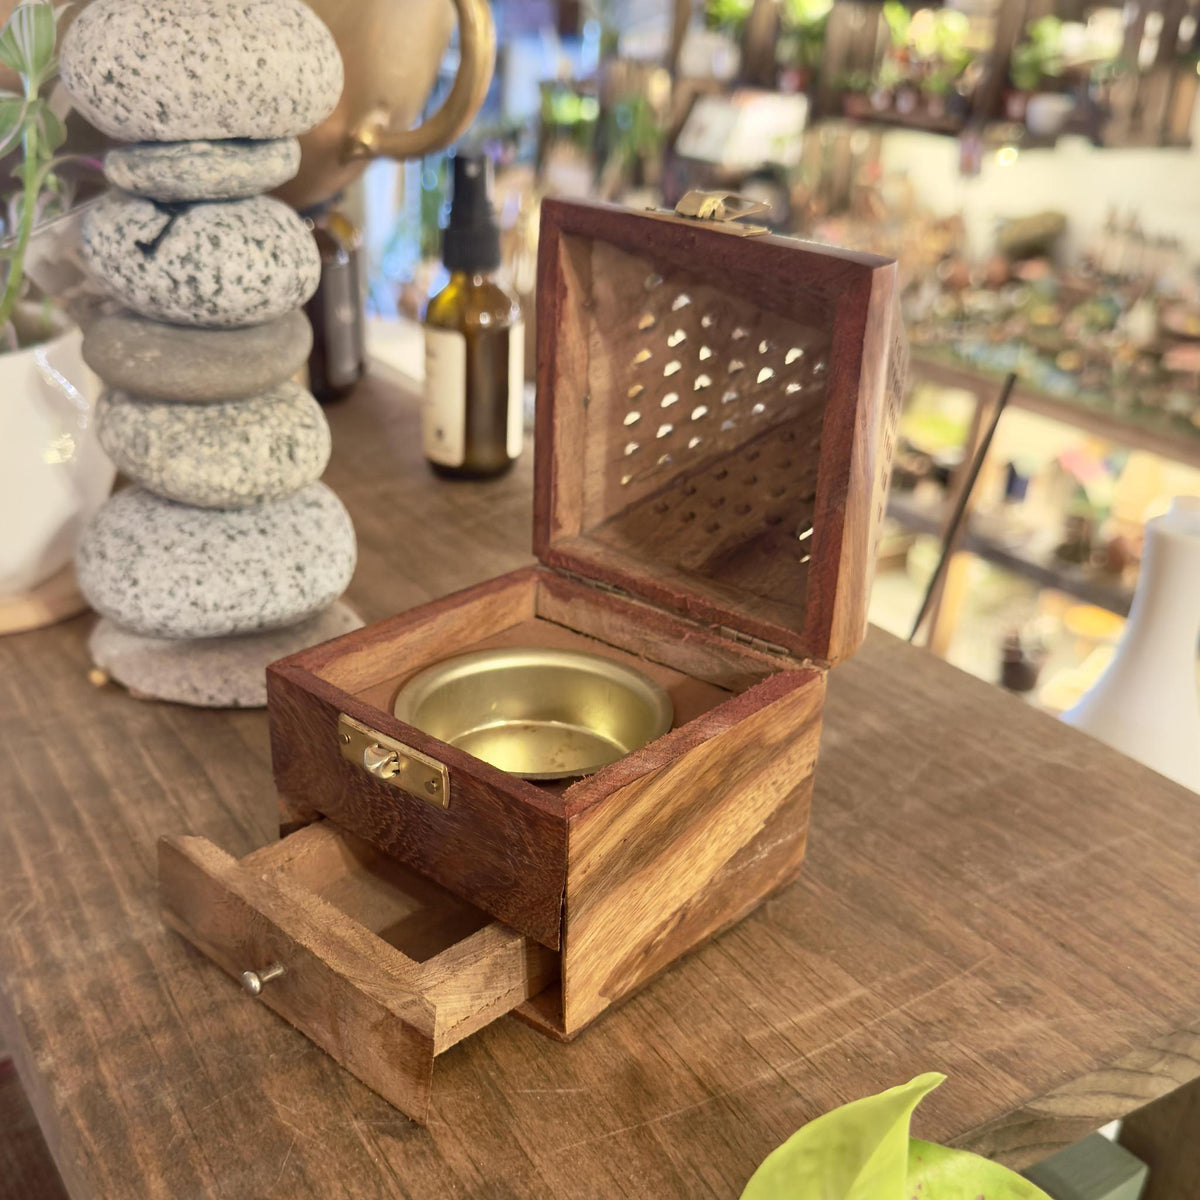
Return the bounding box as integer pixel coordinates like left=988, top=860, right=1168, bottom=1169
left=337, top=713, right=450, bottom=810
left=669, top=190, right=771, bottom=237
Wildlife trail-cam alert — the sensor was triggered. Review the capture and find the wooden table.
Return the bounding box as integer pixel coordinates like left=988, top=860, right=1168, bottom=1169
left=2, top=377, right=1198, bottom=1200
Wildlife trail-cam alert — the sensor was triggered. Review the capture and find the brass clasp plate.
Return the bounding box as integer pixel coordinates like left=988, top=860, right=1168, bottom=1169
left=337, top=713, right=450, bottom=810
left=666, top=190, right=772, bottom=236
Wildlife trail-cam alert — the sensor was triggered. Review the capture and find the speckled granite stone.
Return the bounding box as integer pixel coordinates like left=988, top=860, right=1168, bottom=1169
left=104, top=138, right=301, bottom=201
left=96, top=383, right=330, bottom=508
left=82, top=308, right=312, bottom=402
left=60, top=0, right=342, bottom=142
left=81, top=191, right=320, bottom=327
left=76, top=483, right=356, bottom=638
left=89, top=601, right=363, bottom=708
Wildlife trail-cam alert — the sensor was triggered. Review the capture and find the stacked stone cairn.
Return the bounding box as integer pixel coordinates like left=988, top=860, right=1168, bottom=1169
left=60, top=0, right=362, bottom=707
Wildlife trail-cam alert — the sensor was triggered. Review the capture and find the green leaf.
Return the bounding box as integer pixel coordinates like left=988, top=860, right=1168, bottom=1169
left=0, top=1, right=58, bottom=88
left=31, top=98, right=64, bottom=153
left=906, top=1140, right=1054, bottom=1200
left=0, top=94, right=25, bottom=155
left=740, top=1074, right=945, bottom=1200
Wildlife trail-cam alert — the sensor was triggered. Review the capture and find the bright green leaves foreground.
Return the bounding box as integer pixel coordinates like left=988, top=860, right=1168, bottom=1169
left=741, top=1073, right=1053, bottom=1200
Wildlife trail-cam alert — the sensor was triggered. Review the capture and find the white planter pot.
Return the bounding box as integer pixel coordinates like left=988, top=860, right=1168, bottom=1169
left=0, top=314, right=115, bottom=597
left=1063, top=497, right=1200, bottom=794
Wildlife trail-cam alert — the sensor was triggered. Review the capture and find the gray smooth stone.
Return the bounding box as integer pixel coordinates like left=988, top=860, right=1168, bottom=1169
left=88, top=601, right=363, bottom=708
left=81, top=191, right=320, bottom=328
left=76, top=483, right=356, bottom=639
left=60, top=0, right=342, bottom=142
left=104, top=139, right=301, bottom=202
left=96, top=383, right=331, bottom=508
left=82, top=309, right=312, bottom=402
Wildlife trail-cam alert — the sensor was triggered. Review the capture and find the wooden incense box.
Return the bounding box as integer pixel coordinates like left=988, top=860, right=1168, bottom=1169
left=159, top=198, right=905, bottom=1124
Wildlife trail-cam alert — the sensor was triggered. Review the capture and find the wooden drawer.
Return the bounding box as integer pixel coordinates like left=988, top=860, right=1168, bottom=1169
left=158, top=822, right=558, bottom=1124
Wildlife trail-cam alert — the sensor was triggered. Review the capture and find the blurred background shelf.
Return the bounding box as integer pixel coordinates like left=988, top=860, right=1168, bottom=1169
left=910, top=351, right=1200, bottom=470
left=887, top=491, right=1136, bottom=615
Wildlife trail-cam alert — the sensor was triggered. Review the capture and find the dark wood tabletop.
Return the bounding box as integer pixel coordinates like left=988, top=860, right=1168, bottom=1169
left=2, top=376, right=1198, bottom=1200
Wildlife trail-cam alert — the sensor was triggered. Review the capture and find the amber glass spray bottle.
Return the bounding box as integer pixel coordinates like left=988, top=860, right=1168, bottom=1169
left=422, top=154, right=524, bottom=479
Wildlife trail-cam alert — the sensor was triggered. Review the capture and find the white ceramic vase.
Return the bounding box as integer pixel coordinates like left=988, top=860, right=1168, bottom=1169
left=0, top=310, right=115, bottom=597
left=1063, top=497, right=1200, bottom=794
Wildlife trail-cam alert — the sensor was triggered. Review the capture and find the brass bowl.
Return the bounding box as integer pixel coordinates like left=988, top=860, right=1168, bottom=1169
left=393, top=648, right=673, bottom=780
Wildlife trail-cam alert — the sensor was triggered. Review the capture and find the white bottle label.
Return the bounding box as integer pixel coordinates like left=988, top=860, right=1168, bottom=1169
left=507, top=321, right=526, bottom=459
left=423, top=328, right=467, bottom=467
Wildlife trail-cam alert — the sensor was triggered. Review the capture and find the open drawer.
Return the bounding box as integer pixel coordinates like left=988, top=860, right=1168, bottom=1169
left=158, top=821, right=558, bottom=1124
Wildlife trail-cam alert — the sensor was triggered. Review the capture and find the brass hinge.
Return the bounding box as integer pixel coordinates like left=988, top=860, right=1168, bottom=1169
left=337, top=713, right=449, bottom=809
left=554, top=567, right=633, bottom=601
left=716, top=626, right=792, bottom=658
left=642, top=190, right=771, bottom=238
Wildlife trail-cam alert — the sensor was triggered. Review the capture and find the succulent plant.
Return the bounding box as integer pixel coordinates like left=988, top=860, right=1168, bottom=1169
left=0, top=0, right=70, bottom=350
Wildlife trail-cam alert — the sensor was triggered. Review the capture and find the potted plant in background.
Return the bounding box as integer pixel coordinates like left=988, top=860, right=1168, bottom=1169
left=1007, top=15, right=1064, bottom=123
left=0, top=0, right=113, bottom=633
left=776, top=0, right=831, bottom=95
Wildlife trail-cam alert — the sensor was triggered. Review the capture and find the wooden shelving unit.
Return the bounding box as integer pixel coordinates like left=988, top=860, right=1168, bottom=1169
left=893, top=352, right=1198, bottom=652
left=911, top=351, right=1200, bottom=470
left=887, top=492, right=1135, bottom=616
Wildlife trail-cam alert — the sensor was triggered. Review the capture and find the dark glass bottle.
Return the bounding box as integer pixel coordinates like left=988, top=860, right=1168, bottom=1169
left=305, top=205, right=365, bottom=404
left=422, top=155, right=524, bottom=480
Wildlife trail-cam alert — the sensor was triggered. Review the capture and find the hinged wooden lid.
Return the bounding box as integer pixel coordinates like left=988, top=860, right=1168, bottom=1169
left=534, top=199, right=906, bottom=666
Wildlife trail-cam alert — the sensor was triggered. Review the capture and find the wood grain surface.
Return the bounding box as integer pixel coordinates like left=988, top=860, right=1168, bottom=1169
left=562, top=669, right=825, bottom=1033
left=2, top=376, right=1199, bottom=1198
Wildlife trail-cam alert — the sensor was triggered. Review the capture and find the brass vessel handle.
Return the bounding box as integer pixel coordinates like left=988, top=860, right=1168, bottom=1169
left=343, top=0, right=496, bottom=162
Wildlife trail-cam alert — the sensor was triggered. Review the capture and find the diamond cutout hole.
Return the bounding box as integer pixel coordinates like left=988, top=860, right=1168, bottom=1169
left=786, top=347, right=803, bottom=364
left=667, top=329, right=687, bottom=348
left=699, top=345, right=713, bottom=361
left=624, top=441, right=640, bottom=456
left=656, top=423, right=673, bottom=438
left=633, top=348, right=652, bottom=366
left=661, top=392, right=679, bottom=408
left=624, top=411, right=641, bottom=426
left=694, top=374, right=712, bottom=390
left=671, top=293, right=691, bottom=311
left=757, top=367, right=775, bottom=384
left=664, top=360, right=682, bottom=377
left=638, top=313, right=657, bottom=331
left=691, top=405, right=708, bottom=420
left=729, top=359, right=745, bottom=374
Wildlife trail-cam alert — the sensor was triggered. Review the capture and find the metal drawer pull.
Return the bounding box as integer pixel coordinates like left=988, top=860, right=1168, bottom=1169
left=240, top=962, right=286, bottom=996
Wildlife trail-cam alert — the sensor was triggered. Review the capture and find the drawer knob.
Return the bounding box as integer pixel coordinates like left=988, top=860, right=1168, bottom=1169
left=240, top=962, right=286, bottom=996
